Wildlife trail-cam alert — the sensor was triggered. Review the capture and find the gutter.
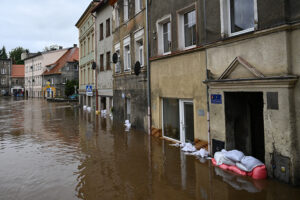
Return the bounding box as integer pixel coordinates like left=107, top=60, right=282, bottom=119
left=146, top=0, right=151, bottom=135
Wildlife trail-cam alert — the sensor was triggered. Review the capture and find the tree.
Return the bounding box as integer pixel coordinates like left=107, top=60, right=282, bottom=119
left=65, top=79, right=79, bottom=97
left=43, top=45, right=59, bottom=52
left=0, top=46, right=8, bottom=59
left=9, top=47, right=28, bottom=64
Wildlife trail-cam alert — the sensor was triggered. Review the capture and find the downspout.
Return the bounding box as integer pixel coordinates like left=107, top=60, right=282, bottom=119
left=146, top=0, right=151, bottom=135
left=91, top=12, right=99, bottom=112
left=203, top=0, right=211, bottom=155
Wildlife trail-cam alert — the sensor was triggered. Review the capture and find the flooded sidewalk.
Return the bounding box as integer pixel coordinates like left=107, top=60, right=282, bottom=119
left=0, top=98, right=299, bottom=200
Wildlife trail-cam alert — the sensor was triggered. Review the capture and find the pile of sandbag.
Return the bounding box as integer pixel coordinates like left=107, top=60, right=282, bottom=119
left=212, top=149, right=267, bottom=180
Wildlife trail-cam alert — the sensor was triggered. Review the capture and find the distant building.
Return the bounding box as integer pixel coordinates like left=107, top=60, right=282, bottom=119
left=0, top=59, right=11, bottom=96
left=42, top=46, right=79, bottom=98
left=91, top=0, right=113, bottom=113
left=23, top=49, right=68, bottom=98
left=75, top=1, right=97, bottom=110
left=11, top=64, right=25, bottom=96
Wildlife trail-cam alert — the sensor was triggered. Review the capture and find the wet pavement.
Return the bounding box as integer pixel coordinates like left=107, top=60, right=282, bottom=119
left=0, top=97, right=299, bottom=200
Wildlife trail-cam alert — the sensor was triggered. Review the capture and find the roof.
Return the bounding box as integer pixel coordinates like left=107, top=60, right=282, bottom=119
left=43, top=47, right=79, bottom=76
left=91, top=0, right=109, bottom=13
left=11, top=64, right=25, bottom=78
left=75, top=1, right=97, bottom=27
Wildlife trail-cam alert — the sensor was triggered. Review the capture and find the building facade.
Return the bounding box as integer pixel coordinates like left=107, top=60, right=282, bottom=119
left=23, top=49, right=68, bottom=98
left=76, top=2, right=97, bottom=111
left=92, top=1, right=114, bottom=113
left=43, top=47, right=79, bottom=98
left=203, top=0, right=300, bottom=185
left=149, top=0, right=208, bottom=145
left=11, top=64, right=25, bottom=96
left=149, top=0, right=300, bottom=185
left=111, top=0, right=148, bottom=131
left=0, top=59, right=12, bottom=96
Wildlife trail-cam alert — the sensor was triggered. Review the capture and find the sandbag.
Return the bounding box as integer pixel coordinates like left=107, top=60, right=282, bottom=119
left=251, top=165, right=267, bottom=180
left=221, top=156, right=236, bottom=166
left=223, top=150, right=245, bottom=162
left=241, top=156, right=264, bottom=172
left=228, top=165, right=247, bottom=176
left=236, top=162, right=251, bottom=172
left=214, top=151, right=235, bottom=166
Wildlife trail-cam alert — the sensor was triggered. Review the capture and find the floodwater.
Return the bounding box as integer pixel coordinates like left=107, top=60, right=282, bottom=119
left=0, top=98, right=299, bottom=200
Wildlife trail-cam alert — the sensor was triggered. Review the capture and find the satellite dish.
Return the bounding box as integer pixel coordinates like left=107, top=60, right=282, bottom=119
left=134, top=61, right=141, bottom=76
left=92, top=62, right=96, bottom=70
left=112, top=53, right=118, bottom=64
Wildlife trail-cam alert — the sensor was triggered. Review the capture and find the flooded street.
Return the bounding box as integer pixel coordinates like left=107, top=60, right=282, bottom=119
left=0, top=98, right=299, bottom=200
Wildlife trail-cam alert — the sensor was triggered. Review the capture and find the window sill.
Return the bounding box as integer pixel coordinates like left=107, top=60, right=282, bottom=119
left=163, top=51, right=171, bottom=56
left=183, top=45, right=196, bottom=51
left=229, top=28, right=254, bottom=37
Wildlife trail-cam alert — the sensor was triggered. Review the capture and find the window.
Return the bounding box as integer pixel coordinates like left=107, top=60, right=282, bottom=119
left=124, top=45, right=130, bottom=71
left=100, top=54, right=104, bottom=71
left=114, top=43, right=121, bottom=73
left=115, top=6, right=120, bottom=28
left=134, top=29, right=144, bottom=66
left=92, top=34, right=94, bottom=51
left=183, top=10, right=196, bottom=48
left=163, top=22, right=171, bottom=53
left=88, top=37, right=90, bottom=53
left=106, top=18, right=110, bottom=37
left=220, top=0, right=257, bottom=37
left=124, top=0, right=128, bottom=21
left=177, top=5, right=196, bottom=50
left=1, top=68, right=5, bottom=74
left=135, top=0, right=142, bottom=14
left=84, top=41, right=86, bottom=56
left=156, top=15, right=171, bottom=55
left=106, top=52, right=111, bottom=70
left=100, top=23, right=104, bottom=40
left=1, top=78, right=5, bottom=85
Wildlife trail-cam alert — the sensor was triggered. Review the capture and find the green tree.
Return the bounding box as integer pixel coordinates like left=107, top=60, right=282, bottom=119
left=65, top=79, right=79, bottom=97
left=0, top=46, right=8, bottom=59
left=9, top=47, right=28, bottom=64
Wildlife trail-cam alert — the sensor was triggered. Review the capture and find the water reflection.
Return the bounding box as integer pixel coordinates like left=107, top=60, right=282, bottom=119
left=0, top=98, right=299, bottom=200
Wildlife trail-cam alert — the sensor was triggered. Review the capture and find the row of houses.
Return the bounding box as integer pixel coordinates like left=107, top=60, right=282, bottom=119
left=22, top=46, right=79, bottom=98
left=77, top=0, right=300, bottom=184
left=0, top=59, right=25, bottom=96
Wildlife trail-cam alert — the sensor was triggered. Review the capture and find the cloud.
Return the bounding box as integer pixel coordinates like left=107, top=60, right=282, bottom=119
left=0, top=0, right=92, bottom=53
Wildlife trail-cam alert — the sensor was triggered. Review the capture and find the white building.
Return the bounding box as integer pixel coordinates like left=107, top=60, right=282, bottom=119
left=23, top=49, right=67, bottom=98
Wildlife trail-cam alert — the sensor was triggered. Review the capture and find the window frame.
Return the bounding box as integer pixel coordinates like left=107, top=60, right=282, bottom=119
left=177, top=3, right=197, bottom=50
left=134, top=29, right=145, bottom=67
left=135, top=0, right=142, bottom=14
left=220, top=0, right=258, bottom=37
left=100, top=54, right=104, bottom=71
left=123, top=36, right=131, bottom=72
left=106, top=18, right=111, bottom=37
left=114, top=43, right=121, bottom=73
left=106, top=51, right=111, bottom=70
left=100, top=23, right=104, bottom=40
left=156, top=15, right=172, bottom=55
left=124, top=0, right=129, bottom=22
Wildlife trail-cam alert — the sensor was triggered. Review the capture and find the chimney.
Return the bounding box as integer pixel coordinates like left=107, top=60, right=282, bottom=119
left=73, top=44, right=77, bottom=48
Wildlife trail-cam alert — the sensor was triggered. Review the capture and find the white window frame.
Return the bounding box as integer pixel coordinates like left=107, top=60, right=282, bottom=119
left=220, top=0, right=258, bottom=37
left=114, top=43, right=121, bottom=73
left=177, top=4, right=197, bottom=50
left=134, top=29, right=144, bottom=67
left=156, top=14, right=172, bottom=55
left=123, top=36, right=131, bottom=72
left=135, top=0, right=142, bottom=14
left=124, top=0, right=129, bottom=22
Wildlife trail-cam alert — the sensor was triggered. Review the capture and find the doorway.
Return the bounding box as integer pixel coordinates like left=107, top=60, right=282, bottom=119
left=162, top=98, right=194, bottom=144
left=225, top=92, right=265, bottom=162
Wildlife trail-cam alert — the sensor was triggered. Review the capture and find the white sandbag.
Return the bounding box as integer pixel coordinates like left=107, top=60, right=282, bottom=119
left=181, top=143, right=196, bottom=152
left=224, top=150, right=245, bottom=162
left=214, top=152, right=224, bottom=165
left=240, top=156, right=264, bottom=171
left=192, top=148, right=208, bottom=158
left=236, top=162, right=250, bottom=172
left=221, top=156, right=236, bottom=166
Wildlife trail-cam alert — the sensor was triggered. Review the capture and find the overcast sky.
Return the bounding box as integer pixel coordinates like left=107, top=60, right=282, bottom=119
left=0, top=0, right=92, bottom=54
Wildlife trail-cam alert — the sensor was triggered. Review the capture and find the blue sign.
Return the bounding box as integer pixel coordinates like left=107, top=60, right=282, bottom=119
left=211, top=94, right=222, bottom=104
left=86, top=85, right=93, bottom=96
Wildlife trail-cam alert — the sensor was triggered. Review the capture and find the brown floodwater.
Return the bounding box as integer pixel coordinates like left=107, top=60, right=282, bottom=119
left=0, top=97, right=299, bottom=200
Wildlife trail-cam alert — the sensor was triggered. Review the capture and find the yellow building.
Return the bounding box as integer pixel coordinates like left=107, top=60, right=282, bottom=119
left=76, top=2, right=97, bottom=110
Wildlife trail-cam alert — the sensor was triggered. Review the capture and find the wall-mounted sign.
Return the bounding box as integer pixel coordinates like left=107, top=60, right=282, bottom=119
left=211, top=94, right=222, bottom=104
left=86, top=85, right=93, bottom=96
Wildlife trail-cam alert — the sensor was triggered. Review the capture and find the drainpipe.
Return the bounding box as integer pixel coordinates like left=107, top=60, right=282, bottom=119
left=146, top=0, right=151, bottom=135
left=206, top=50, right=211, bottom=155
left=91, top=12, right=99, bottom=112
